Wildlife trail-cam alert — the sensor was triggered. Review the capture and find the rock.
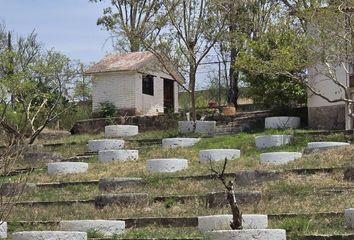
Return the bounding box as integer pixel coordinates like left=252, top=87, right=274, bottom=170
left=98, top=150, right=138, bottom=162
left=146, top=159, right=188, bottom=173
left=206, top=191, right=262, bottom=208
left=162, top=138, right=201, bottom=148
left=95, top=193, right=149, bottom=209
left=234, top=170, right=281, bottom=186
left=198, top=214, right=268, bottom=232
left=195, top=121, right=216, bottom=135
left=60, top=220, right=125, bottom=237
left=23, top=152, right=62, bottom=165
left=345, top=208, right=354, bottom=228
left=265, top=116, right=300, bottom=129
left=12, top=231, right=87, bottom=240
left=105, top=125, right=138, bottom=138
left=0, top=222, right=7, bottom=239
left=87, top=139, right=124, bottom=152
left=344, top=166, right=354, bottom=181
left=178, top=121, right=194, bottom=134
left=204, top=229, right=286, bottom=240
left=255, top=135, right=292, bottom=149
left=47, top=162, right=88, bottom=175
left=199, top=149, right=240, bottom=163
left=99, top=177, right=145, bottom=191
left=260, top=152, right=302, bottom=165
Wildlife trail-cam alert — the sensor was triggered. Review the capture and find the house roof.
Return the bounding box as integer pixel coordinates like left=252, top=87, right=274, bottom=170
left=85, top=51, right=156, bottom=74
left=85, top=51, right=185, bottom=85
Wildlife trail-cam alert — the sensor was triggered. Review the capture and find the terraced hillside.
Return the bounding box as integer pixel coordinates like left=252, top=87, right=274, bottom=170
left=2, top=129, right=354, bottom=239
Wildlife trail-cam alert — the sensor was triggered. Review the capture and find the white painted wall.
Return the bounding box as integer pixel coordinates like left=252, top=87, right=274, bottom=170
left=307, top=63, right=348, bottom=108
left=92, top=72, right=137, bottom=111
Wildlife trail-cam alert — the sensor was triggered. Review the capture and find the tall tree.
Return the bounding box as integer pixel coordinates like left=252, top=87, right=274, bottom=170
left=90, top=0, right=163, bottom=52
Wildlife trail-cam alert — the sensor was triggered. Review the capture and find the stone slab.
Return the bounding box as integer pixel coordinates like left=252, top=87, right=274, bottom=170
left=23, top=152, right=62, bottom=164
left=146, top=159, right=188, bottom=173
left=105, top=125, right=138, bottom=138
left=345, top=208, right=354, bottom=228
left=162, top=138, right=201, bottom=148
left=344, top=166, right=354, bottom=182
left=204, top=229, right=286, bottom=240
left=98, top=150, right=138, bottom=162
left=199, top=149, right=240, bottom=163
left=0, top=183, right=28, bottom=197
left=60, top=220, right=125, bottom=237
left=255, top=135, right=292, bottom=149
left=178, top=121, right=194, bottom=134
left=234, top=170, right=281, bottom=186
left=12, top=231, right=87, bottom=240
left=195, top=121, right=216, bottom=135
left=0, top=222, right=6, bottom=239
left=304, top=142, right=350, bottom=154
left=260, top=152, right=302, bottom=165
left=87, top=139, right=124, bottom=152
left=95, top=193, right=149, bottom=209
left=198, top=214, right=268, bottom=232
left=206, top=191, right=262, bottom=208
left=99, top=177, right=145, bottom=191
left=265, top=116, right=300, bottom=129
left=48, top=162, right=88, bottom=175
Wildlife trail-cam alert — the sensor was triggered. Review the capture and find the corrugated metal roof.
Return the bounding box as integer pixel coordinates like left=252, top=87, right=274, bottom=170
left=85, top=51, right=156, bottom=74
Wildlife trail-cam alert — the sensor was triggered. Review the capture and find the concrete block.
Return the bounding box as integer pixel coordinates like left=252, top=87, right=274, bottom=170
left=345, top=208, right=354, bottom=228
left=0, top=222, right=7, bottom=239
left=48, top=162, right=88, bottom=175
left=178, top=121, right=194, bottom=134
left=23, top=152, right=62, bottom=164
left=12, top=231, right=87, bottom=240
left=196, top=121, right=216, bottom=135
left=199, top=149, right=240, bottom=163
left=105, top=125, right=138, bottom=138
left=265, top=116, right=300, bottom=129
left=204, top=229, right=286, bottom=240
left=95, top=193, right=149, bottom=209
left=162, top=138, right=200, bottom=148
left=146, top=159, right=188, bottom=173
left=87, top=139, right=124, bottom=152
left=307, top=142, right=349, bottom=149
left=99, top=177, right=145, bottom=191
left=98, top=150, right=138, bottom=162
left=255, top=135, right=292, bottom=149
left=198, top=214, right=268, bottom=232
left=60, top=220, right=125, bottom=237
left=260, top=152, right=302, bottom=165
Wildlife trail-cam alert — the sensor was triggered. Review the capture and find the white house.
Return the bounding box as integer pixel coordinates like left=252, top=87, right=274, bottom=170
left=85, top=51, right=183, bottom=116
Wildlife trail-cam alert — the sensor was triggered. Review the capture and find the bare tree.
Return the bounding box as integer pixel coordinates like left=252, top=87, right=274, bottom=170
left=210, top=159, right=242, bottom=230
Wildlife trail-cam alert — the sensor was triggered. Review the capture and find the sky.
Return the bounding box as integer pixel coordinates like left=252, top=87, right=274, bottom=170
left=0, top=0, right=113, bottom=64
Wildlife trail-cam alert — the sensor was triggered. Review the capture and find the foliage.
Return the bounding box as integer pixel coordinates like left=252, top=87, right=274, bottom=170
left=98, top=101, right=117, bottom=118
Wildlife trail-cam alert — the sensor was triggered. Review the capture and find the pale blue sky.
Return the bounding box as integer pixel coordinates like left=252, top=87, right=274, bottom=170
left=0, top=0, right=113, bottom=64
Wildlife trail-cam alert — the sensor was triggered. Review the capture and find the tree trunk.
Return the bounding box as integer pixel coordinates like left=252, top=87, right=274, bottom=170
left=228, top=26, right=239, bottom=108
left=190, top=66, right=197, bottom=122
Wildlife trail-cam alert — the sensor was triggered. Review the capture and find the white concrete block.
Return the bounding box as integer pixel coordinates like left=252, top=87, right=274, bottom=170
left=146, top=159, right=188, bottom=173
left=48, top=162, right=88, bottom=175
left=87, top=139, right=124, bottom=152
left=198, top=214, right=268, bottom=232
left=260, top=152, right=302, bottom=165
left=307, top=142, right=350, bottom=149
left=98, top=150, right=138, bottom=162
left=199, top=149, right=240, bottom=163
left=196, top=121, right=216, bottom=135
left=105, top=125, right=138, bottom=138
left=255, top=135, right=292, bottom=149
left=265, top=116, right=300, bottom=129
left=178, top=121, right=194, bottom=133
left=345, top=208, right=354, bottom=228
left=204, top=229, right=286, bottom=240
left=60, top=220, right=125, bottom=237
left=162, top=138, right=201, bottom=148
left=12, top=231, right=87, bottom=240
left=0, top=222, right=7, bottom=239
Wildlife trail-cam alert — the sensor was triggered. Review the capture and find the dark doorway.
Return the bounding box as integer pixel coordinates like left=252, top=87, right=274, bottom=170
left=163, top=78, right=174, bottom=113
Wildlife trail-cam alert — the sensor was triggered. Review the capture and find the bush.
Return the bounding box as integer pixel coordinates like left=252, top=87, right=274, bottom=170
left=98, top=101, right=117, bottom=118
